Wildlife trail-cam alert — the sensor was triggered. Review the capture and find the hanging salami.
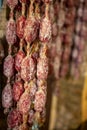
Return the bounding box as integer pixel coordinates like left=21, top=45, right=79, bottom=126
left=2, top=83, right=13, bottom=110
left=2, top=0, right=17, bottom=115
left=4, top=55, right=14, bottom=78
left=6, top=19, right=17, bottom=45
left=13, top=81, right=24, bottom=102
left=7, top=109, right=22, bottom=129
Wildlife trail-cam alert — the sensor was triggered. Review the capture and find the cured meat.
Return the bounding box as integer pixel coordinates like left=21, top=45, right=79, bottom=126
left=65, top=9, right=75, bottom=25
left=16, top=16, right=26, bottom=39
left=24, top=16, right=39, bottom=43
left=37, top=56, right=48, bottom=80
left=19, top=0, right=26, bottom=3
left=63, top=33, right=72, bottom=44
left=17, top=88, right=31, bottom=114
left=28, top=110, right=34, bottom=124
left=6, top=19, right=17, bottom=45
left=42, top=0, right=52, bottom=3
left=29, top=81, right=37, bottom=101
left=34, top=90, right=46, bottom=112
left=7, top=0, right=18, bottom=9
left=39, top=17, right=52, bottom=43
left=13, top=81, right=24, bottom=102
left=15, top=50, right=25, bottom=72
left=35, top=0, right=41, bottom=3
left=21, top=56, right=35, bottom=82
left=2, top=83, right=13, bottom=109
left=66, top=0, right=74, bottom=7
left=60, top=63, right=69, bottom=77
left=4, top=55, right=14, bottom=77
left=83, top=9, right=87, bottom=21
left=7, top=109, right=22, bottom=129
left=52, top=22, right=58, bottom=37
left=72, top=48, right=78, bottom=60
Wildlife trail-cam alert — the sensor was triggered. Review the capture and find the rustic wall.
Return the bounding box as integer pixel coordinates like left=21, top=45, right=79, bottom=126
left=54, top=79, right=84, bottom=130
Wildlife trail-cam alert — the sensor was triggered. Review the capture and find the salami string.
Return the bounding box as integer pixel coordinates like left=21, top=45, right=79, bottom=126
left=2, top=0, right=18, bottom=114
left=13, top=0, right=26, bottom=104
left=2, top=0, right=53, bottom=129
left=33, top=0, right=52, bottom=128
left=71, top=0, right=85, bottom=78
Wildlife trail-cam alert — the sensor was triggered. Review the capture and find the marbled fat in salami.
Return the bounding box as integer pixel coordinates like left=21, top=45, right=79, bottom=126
left=34, top=90, right=46, bottom=112
left=21, top=56, right=35, bottom=82
left=15, top=50, right=25, bottom=72
left=13, top=81, right=24, bottom=102
left=7, top=109, right=22, bottom=129
left=4, top=55, right=14, bottom=77
left=16, top=16, right=26, bottom=39
left=6, top=19, right=17, bottom=45
left=39, top=17, right=52, bottom=43
left=2, top=83, right=13, bottom=109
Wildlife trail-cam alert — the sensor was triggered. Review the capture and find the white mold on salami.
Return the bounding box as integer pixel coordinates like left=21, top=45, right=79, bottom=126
left=4, top=55, right=14, bottom=78
left=2, top=83, right=13, bottom=109
left=6, top=19, right=17, bottom=45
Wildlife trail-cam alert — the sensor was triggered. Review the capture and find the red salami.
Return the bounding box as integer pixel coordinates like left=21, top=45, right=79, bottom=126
left=13, top=81, right=24, bottom=102
left=37, top=56, right=48, bottom=80
left=19, top=0, right=26, bottom=3
left=24, top=16, right=39, bottom=43
left=15, top=50, right=25, bottom=72
left=66, top=0, right=74, bottom=7
left=6, top=19, right=17, bottom=45
left=34, top=90, right=46, bottom=112
left=2, top=83, right=13, bottom=109
left=39, top=17, right=52, bottom=43
left=4, top=55, right=14, bottom=77
left=17, top=88, right=31, bottom=114
left=7, top=0, right=18, bottom=9
left=16, top=16, right=26, bottom=39
left=21, top=56, right=35, bottom=82
left=60, top=63, right=69, bottom=77
left=35, top=0, right=41, bottom=3
left=52, top=22, right=58, bottom=37
left=7, top=109, right=22, bottom=128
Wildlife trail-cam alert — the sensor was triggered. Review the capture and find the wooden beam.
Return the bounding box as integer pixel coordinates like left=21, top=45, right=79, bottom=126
left=81, top=75, right=87, bottom=122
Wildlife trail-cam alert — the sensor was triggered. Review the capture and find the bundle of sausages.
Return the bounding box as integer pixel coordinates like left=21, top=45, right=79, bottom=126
left=2, top=0, right=52, bottom=130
